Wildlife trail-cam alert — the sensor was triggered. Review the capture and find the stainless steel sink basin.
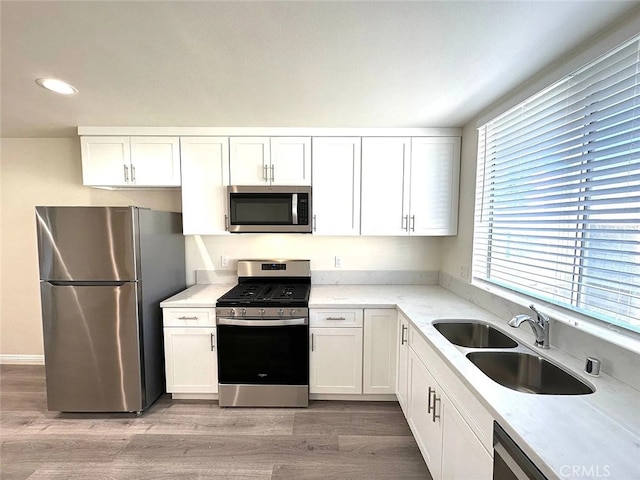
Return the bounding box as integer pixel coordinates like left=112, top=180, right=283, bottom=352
left=433, top=321, right=518, bottom=348
left=466, top=351, right=594, bottom=395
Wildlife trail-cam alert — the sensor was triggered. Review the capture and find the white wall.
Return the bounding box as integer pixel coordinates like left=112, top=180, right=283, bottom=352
left=0, top=138, right=181, bottom=357
left=185, top=234, right=442, bottom=285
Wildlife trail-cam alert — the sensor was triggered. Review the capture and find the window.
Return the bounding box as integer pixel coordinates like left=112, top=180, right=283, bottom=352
left=474, top=35, right=640, bottom=334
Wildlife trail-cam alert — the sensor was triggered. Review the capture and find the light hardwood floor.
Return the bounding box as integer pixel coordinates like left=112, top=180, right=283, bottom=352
left=0, top=365, right=432, bottom=479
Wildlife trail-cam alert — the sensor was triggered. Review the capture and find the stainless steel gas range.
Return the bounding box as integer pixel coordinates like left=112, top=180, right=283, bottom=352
left=215, top=259, right=311, bottom=407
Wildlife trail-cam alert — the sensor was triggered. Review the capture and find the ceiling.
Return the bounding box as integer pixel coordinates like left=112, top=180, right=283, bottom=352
left=2, top=1, right=639, bottom=138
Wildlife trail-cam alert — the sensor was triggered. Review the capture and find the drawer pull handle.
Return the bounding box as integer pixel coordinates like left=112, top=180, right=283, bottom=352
left=427, top=386, right=434, bottom=414
left=432, top=395, right=441, bottom=422
left=178, top=316, right=199, bottom=320
left=326, top=317, right=347, bottom=321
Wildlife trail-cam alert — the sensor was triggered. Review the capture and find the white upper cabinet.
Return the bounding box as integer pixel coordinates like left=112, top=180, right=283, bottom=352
left=311, top=137, right=361, bottom=235
left=229, top=137, right=311, bottom=186
left=81, top=136, right=180, bottom=187
left=410, top=137, right=460, bottom=236
left=180, top=137, right=230, bottom=235
left=360, top=137, right=460, bottom=236
left=270, top=137, right=311, bottom=185
left=361, top=137, right=410, bottom=235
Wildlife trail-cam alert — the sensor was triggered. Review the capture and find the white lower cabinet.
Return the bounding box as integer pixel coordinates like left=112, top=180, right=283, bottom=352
left=408, top=349, right=444, bottom=479
left=441, top=390, right=493, bottom=480
left=163, top=327, right=218, bottom=394
left=309, top=308, right=397, bottom=396
left=363, top=309, right=397, bottom=394
left=309, top=327, right=363, bottom=394
left=396, top=312, right=411, bottom=415
left=404, top=325, right=493, bottom=480
left=162, top=307, right=218, bottom=397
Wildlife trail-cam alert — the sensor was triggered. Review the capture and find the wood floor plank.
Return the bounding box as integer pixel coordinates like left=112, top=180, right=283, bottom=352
left=293, top=409, right=413, bottom=436
left=26, top=462, right=273, bottom=480
left=0, top=365, right=433, bottom=480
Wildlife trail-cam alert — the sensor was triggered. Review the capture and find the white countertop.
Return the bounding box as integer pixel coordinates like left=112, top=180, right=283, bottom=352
left=161, top=283, right=640, bottom=480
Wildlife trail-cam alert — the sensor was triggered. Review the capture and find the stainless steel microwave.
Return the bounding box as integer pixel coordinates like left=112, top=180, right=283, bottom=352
left=226, top=185, right=312, bottom=233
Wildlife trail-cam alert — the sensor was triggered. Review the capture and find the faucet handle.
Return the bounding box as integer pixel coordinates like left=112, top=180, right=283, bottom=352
left=528, top=304, right=549, bottom=323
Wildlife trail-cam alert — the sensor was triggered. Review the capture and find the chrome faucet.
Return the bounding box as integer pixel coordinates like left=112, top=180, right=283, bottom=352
left=508, top=304, right=550, bottom=349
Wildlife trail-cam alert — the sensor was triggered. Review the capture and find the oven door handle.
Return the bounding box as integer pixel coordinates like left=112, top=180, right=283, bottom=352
left=217, top=317, right=308, bottom=327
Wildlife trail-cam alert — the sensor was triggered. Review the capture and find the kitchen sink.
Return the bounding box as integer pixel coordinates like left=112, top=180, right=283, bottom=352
left=433, top=320, right=519, bottom=348
left=466, top=351, right=594, bottom=395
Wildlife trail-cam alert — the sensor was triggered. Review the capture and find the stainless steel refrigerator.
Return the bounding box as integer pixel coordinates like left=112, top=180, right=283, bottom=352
left=36, top=206, right=186, bottom=413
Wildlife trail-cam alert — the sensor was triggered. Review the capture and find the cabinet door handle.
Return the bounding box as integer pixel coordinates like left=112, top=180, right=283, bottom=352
left=311, top=333, right=315, bottom=352
left=271, top=164, right=275, bottom=182
left=224, top=214, right=229, bottom=231
left=131, top=165, right=136, bottom=183
left=123, top=165, right=129, bottom=182
left=210, top=333, right=215, bottom=351
left=432, top=395, right=441, bottom=422
left=177, top=316, right=198, bottom=320
left=402, top=215, right=408, bottom=231
left=410, top=215, right=415, bottom=232
left=427, top=386, right=434, bottom=414
left=401, top=324, right=407, bottom=345
left=263, top=164, right=268, bottom=181
left=313, top=214, right=317, bottom=232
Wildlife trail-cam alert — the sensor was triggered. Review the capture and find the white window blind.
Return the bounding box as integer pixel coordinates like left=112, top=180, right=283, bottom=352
left=474, top=35, right=640, bottom=333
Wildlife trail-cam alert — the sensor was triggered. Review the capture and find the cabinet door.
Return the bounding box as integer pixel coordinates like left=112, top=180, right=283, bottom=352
left=229, top=137, right=270, bottom=185
left=309, top=327, right=363, bottom=394
left=396, top=313, right=410, bottom=414
left=80, top=136, right=131, bottom=186
left=311, top=137, right=361, bottom=235
left=409, top=137, right=460, bottom=236
left=130, top=137, right=181, bottom=186
left=441, top=390, right=493, bottom=480
left=163, top=327, right=217, bottom=393
left=408, top=350, right=443, bottom=480
left=180, top=137, right=230, bottom=235
left=363, top=309, right=397, bottom=394
left=270, top=137, right=311, bottom=186
left=361, top=137, right=410, bottom=236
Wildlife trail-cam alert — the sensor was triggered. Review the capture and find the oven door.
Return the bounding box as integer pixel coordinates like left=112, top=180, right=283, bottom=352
left=216, top=318, right=309, bottom=386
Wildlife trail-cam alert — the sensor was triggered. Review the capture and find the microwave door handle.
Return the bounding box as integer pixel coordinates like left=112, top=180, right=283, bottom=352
left=292, top=193, right=298, bottom=225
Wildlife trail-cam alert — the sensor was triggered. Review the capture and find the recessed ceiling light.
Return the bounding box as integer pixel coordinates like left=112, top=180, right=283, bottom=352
left=36, top=78, right=78, bottom=95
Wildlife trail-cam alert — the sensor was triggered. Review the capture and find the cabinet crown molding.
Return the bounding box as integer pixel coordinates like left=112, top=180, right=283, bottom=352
left=77, top=126, right=462, bottom=137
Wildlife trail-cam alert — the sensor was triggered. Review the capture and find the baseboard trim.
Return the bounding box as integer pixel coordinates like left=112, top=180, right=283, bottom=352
left=0, top=354, right=45, bottom=365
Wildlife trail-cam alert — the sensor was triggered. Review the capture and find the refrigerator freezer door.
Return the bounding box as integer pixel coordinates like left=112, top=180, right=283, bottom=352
left=40, top=282, right=144, bottom=412
left=36, top=206, right=138, bottom=281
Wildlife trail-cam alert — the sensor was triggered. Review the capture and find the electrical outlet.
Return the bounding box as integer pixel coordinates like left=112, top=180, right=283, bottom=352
left=335, top=256, right=342, bottom=268
left=221, top=255, right=229, bottom=268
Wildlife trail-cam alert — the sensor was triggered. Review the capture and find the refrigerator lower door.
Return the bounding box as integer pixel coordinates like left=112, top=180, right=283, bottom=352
left=40, top=281, right=144, bottom=412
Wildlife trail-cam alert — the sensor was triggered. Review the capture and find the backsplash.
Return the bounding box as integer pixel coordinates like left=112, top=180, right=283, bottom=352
left=312, top=270, right=439, bottom=285
left=439, top=272, right=640, bottom=391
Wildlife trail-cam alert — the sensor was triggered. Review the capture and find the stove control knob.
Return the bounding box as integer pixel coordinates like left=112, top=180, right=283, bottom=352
left=260, top=308, right=265, bottom=316
left=290, top=308, right=297, bottom=316
left=241, top=308, right=247, bottom=317
left=279, top=308, right=285, bottom=316
left=228, top=308, right=236, bottom=316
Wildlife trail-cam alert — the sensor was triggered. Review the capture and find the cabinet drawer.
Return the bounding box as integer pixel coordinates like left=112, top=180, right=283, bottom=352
left=310, top=309, right=363, bottom=327
left=163, top=308, right=215, bottom=327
